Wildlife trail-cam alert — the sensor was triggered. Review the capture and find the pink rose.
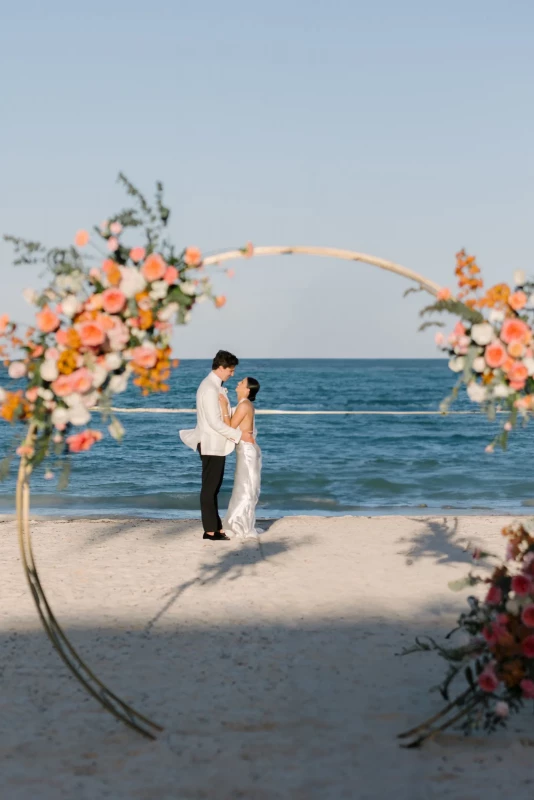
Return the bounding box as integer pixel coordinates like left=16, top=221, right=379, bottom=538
left=164, top=266, right=178, bottom=285
left=520, top=678, right=534, bottom=699
left=512, top=575, right=532, bottom=596
left=478, top=666, right=499, bottom=693
left=107, top=237, right=119, bottom=252
left=101, top=288, right=126, bottom=314
left=129, top=247, right=146, bottom=263
left=109, top=222, right=122, bottom=236
left=522, top=635, right=534, bottom=658
left=485, top=585, right=503, bottom=606
left=522, top=605, right=534, bottom=628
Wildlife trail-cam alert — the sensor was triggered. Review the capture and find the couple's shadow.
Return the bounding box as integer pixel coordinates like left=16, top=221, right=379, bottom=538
left=143, top=520, right=286, bottom=637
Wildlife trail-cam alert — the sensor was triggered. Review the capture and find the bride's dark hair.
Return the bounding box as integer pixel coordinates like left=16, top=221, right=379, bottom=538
left=246, top=377, right=260, bottom=402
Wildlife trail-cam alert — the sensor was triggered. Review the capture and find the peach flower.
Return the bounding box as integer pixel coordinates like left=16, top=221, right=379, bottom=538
left=74, top=230, right=90, bottom=247
left=437, top=287, right=452, bottom=301
left=32, top=345, right=44, bottom=358
left=129, top=247, right=146, bottom=263
left=508, top=361, right=528, bottom=389
left=107, top=237, right=119, bottom=252
left=485, top=340, right=507, bottom=369
left=215, top=296, right=226, bottom=309
left=508, top=340, right=525, bottom=358
left=96, top=313, right=116, bottom=333
left=36, top=306, right=60, bottom=333
left=70, top=367, right=93, bottom=394
left=141, top=253, right=167, bottom=282
left=0, top=314, right=9, bottom=334
left=51, top=374, right=76, bottom=397
left=509, top=291, right=528, bottom=311
left=184, top=247, right=202, bottom=267
left=45, top=347, right=60, bottom=361
left=164, top=266, right=178, bottom=285
left=26, top=387, right=39, bottom=403
left=66, top=429, right=103, bottom=453
left=501, top=318, right=531, bottom=344
left=77, top=320, right=106, bottom=348
left=101, top=288, right=126, bottom=314
left=226, top=268, right=235, bottom=279
left=109, top=221, right=122, bottom=236
left=244, top=242, right=254, bottom=258
left=131, top=346, right=158, bottom=369
left=16, top=445, right=35, bottom=458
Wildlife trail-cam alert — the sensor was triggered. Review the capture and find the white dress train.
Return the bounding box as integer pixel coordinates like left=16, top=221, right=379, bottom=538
left=223, top=408, right=262, bottom=539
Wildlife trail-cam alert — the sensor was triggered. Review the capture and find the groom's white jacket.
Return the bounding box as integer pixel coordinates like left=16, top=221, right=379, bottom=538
left=179, top=371, right=242, bottom=456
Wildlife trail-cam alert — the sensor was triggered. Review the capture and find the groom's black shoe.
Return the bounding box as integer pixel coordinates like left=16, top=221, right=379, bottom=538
left=203, top=532, right=230, bottom=541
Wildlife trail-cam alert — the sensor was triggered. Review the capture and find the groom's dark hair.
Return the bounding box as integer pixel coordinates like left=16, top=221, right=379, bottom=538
left=212, top=350, right=239, bottom=370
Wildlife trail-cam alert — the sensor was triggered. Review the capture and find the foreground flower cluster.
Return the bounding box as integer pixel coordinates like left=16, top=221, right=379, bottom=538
left=422, top=250, right=534, bottom=449
left=401, top=522, right=534, bottom=742
left=0, top=175, right=234, bottom=482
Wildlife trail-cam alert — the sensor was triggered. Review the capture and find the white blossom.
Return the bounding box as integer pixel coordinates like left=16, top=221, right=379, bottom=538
left=68, top=404, right=91, bottom=426
left=108, top=417, right=125, bottom=441
left=91, top=365, right=108, bottom=388
left=105, top=352, right=122, bottom=371
left=514, top=269, right=526, bottom=287
left=37, top=388, right=53, bottom=400
left=470, top=323, right=494, bottom=346
left=40, top=360, right=59, bottom=382
left=61, top=294, right=80, bottom=318
left=524, top=358, right=534, bottom=376
left=180, top=281, right=197, bottom=296
left=64, top=392, right=83, bottom=408
left=51, top=407, right=69, bottom=428
left=493, top=383, right=510, bottom=399
left=8, top=362, right=27, bottom=379
left=489, top=309, right=505, bottom=324
left=467, top=382, right=487, bottom=403
left=22, top=288, right=39, bottom=305
left=157, top=302, right=179, bottom=322
left=149, top=280, right=169, bottom=301
left=119, top=266, right=146, bottom=299
left=448, top=357, right=465, bottom=373
left=473, top=357, right=486, bottom=373
left=109, top=372, right=129, bottom=394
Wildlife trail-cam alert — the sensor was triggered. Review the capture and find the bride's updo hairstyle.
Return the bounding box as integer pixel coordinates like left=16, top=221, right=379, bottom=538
left=246, top=377, right=260, bottom=402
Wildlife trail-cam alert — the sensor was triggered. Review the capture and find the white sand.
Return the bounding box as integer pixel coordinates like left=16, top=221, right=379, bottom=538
left=3, top=514, right=534, bottom=799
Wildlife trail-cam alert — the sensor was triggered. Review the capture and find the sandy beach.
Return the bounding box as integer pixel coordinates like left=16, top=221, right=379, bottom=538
left=3, top=513, right=534, bottom=799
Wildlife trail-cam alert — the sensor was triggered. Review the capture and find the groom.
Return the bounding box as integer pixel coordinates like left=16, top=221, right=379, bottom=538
left=180, top=350, right=254, bottom=541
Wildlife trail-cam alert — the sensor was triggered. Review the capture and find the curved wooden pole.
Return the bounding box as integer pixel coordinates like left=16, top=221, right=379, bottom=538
left=203, top=246, right=442, bottom=297
left=16, top=426, right=162, bottom=740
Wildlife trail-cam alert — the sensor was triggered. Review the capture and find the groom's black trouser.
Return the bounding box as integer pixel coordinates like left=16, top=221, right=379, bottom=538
left=197, top=444, right=225, bottom=533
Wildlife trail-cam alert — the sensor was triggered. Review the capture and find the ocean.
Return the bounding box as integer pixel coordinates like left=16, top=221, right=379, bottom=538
left=1, top=359, right=533, bottom=518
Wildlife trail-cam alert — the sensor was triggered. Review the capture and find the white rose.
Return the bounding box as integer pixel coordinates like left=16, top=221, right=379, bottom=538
left=109, top=372, right=129, bottom=394
left=37, top=387, right=53, bottom=400
left=180, top=281, right=197, bottom=296
left=64, top=392, right=83, bottom=408
left=82, top=391, right=99, bottom=408
left=195, top=294, right=207, bottom=303
left=157, top=302, right=179, bottom=322
left=467, top=382, right=487, bottom=403
left=8, top=362, right=27, bottom=379
left=40, top=360, right=59, bottom=382
left=470, top=323, right=494, bottom=346
left=69, top=405, right=91, bottom=426
left=91, top=365, right=108, bottom=388
left=514, top=269, right=526, bottom=287
left=448, top=357, right=465, bottom=373
left=524, top=358, right=534, bottom=376
left=149, top=280, right=169, bottom=301
left=119, top=266, right=146, bottom=299
left=529, top=294, right=534, bottom=308
left=489, top=309, right=505, bottom=324
left=105, top=352, right=122, bottom=371
left=61, top=294, right=80, bottom=318
left=22, top=288, right=39, bottom=305
left=493, top=384, right=510, bottom=398
left=52, top=407, right=69, bottom=428
left=473, top=357, right=486, bottom=373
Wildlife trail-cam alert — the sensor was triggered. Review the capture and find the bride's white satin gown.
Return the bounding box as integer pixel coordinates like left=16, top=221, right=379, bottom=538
left=223, top=408, right=262, bottom=539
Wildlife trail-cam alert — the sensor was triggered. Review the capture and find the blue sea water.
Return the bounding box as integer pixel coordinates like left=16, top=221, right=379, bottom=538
left=1, top=359, right=534, bottom=518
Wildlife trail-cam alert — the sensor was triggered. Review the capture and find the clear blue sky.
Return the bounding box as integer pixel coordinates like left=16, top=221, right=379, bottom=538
left=1, top=0, right=533, bottom=357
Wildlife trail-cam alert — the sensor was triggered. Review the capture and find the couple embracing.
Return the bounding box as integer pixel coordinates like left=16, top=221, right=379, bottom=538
left=179, top=350, right=262, bottom=541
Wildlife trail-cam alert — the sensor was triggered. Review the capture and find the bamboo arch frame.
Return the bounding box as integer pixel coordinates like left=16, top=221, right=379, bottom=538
left=17, top=245, right=441, bottom=740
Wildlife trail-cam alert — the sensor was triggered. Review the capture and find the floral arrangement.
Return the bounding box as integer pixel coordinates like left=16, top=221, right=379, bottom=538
left=0, top=174, right=234, bottom=485
left=399, top=521, right=534, bottom=746
left=421, top=249, right=534, bottom=450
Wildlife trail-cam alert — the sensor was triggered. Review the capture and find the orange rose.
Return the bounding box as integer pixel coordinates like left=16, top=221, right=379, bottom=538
left=36, top=306, right=60, bottom=333
left=77, top=320, right=106, bottom=348
left=102, top=259, right=122, bottom=286
left=101, top=288, right=126, bottom=314
left=509, top=291, right=528, bottom=312
left=74, top=230, right=90, bottom=247
left=141, top=253, right=166, bottom=282
left=184, top=247, right=202, bottom=267
left=215, top=296, right=226, bottom=309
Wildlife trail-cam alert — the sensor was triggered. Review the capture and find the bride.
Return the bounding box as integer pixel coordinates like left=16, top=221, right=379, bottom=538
left=219, top=377, right=262, bottom=539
